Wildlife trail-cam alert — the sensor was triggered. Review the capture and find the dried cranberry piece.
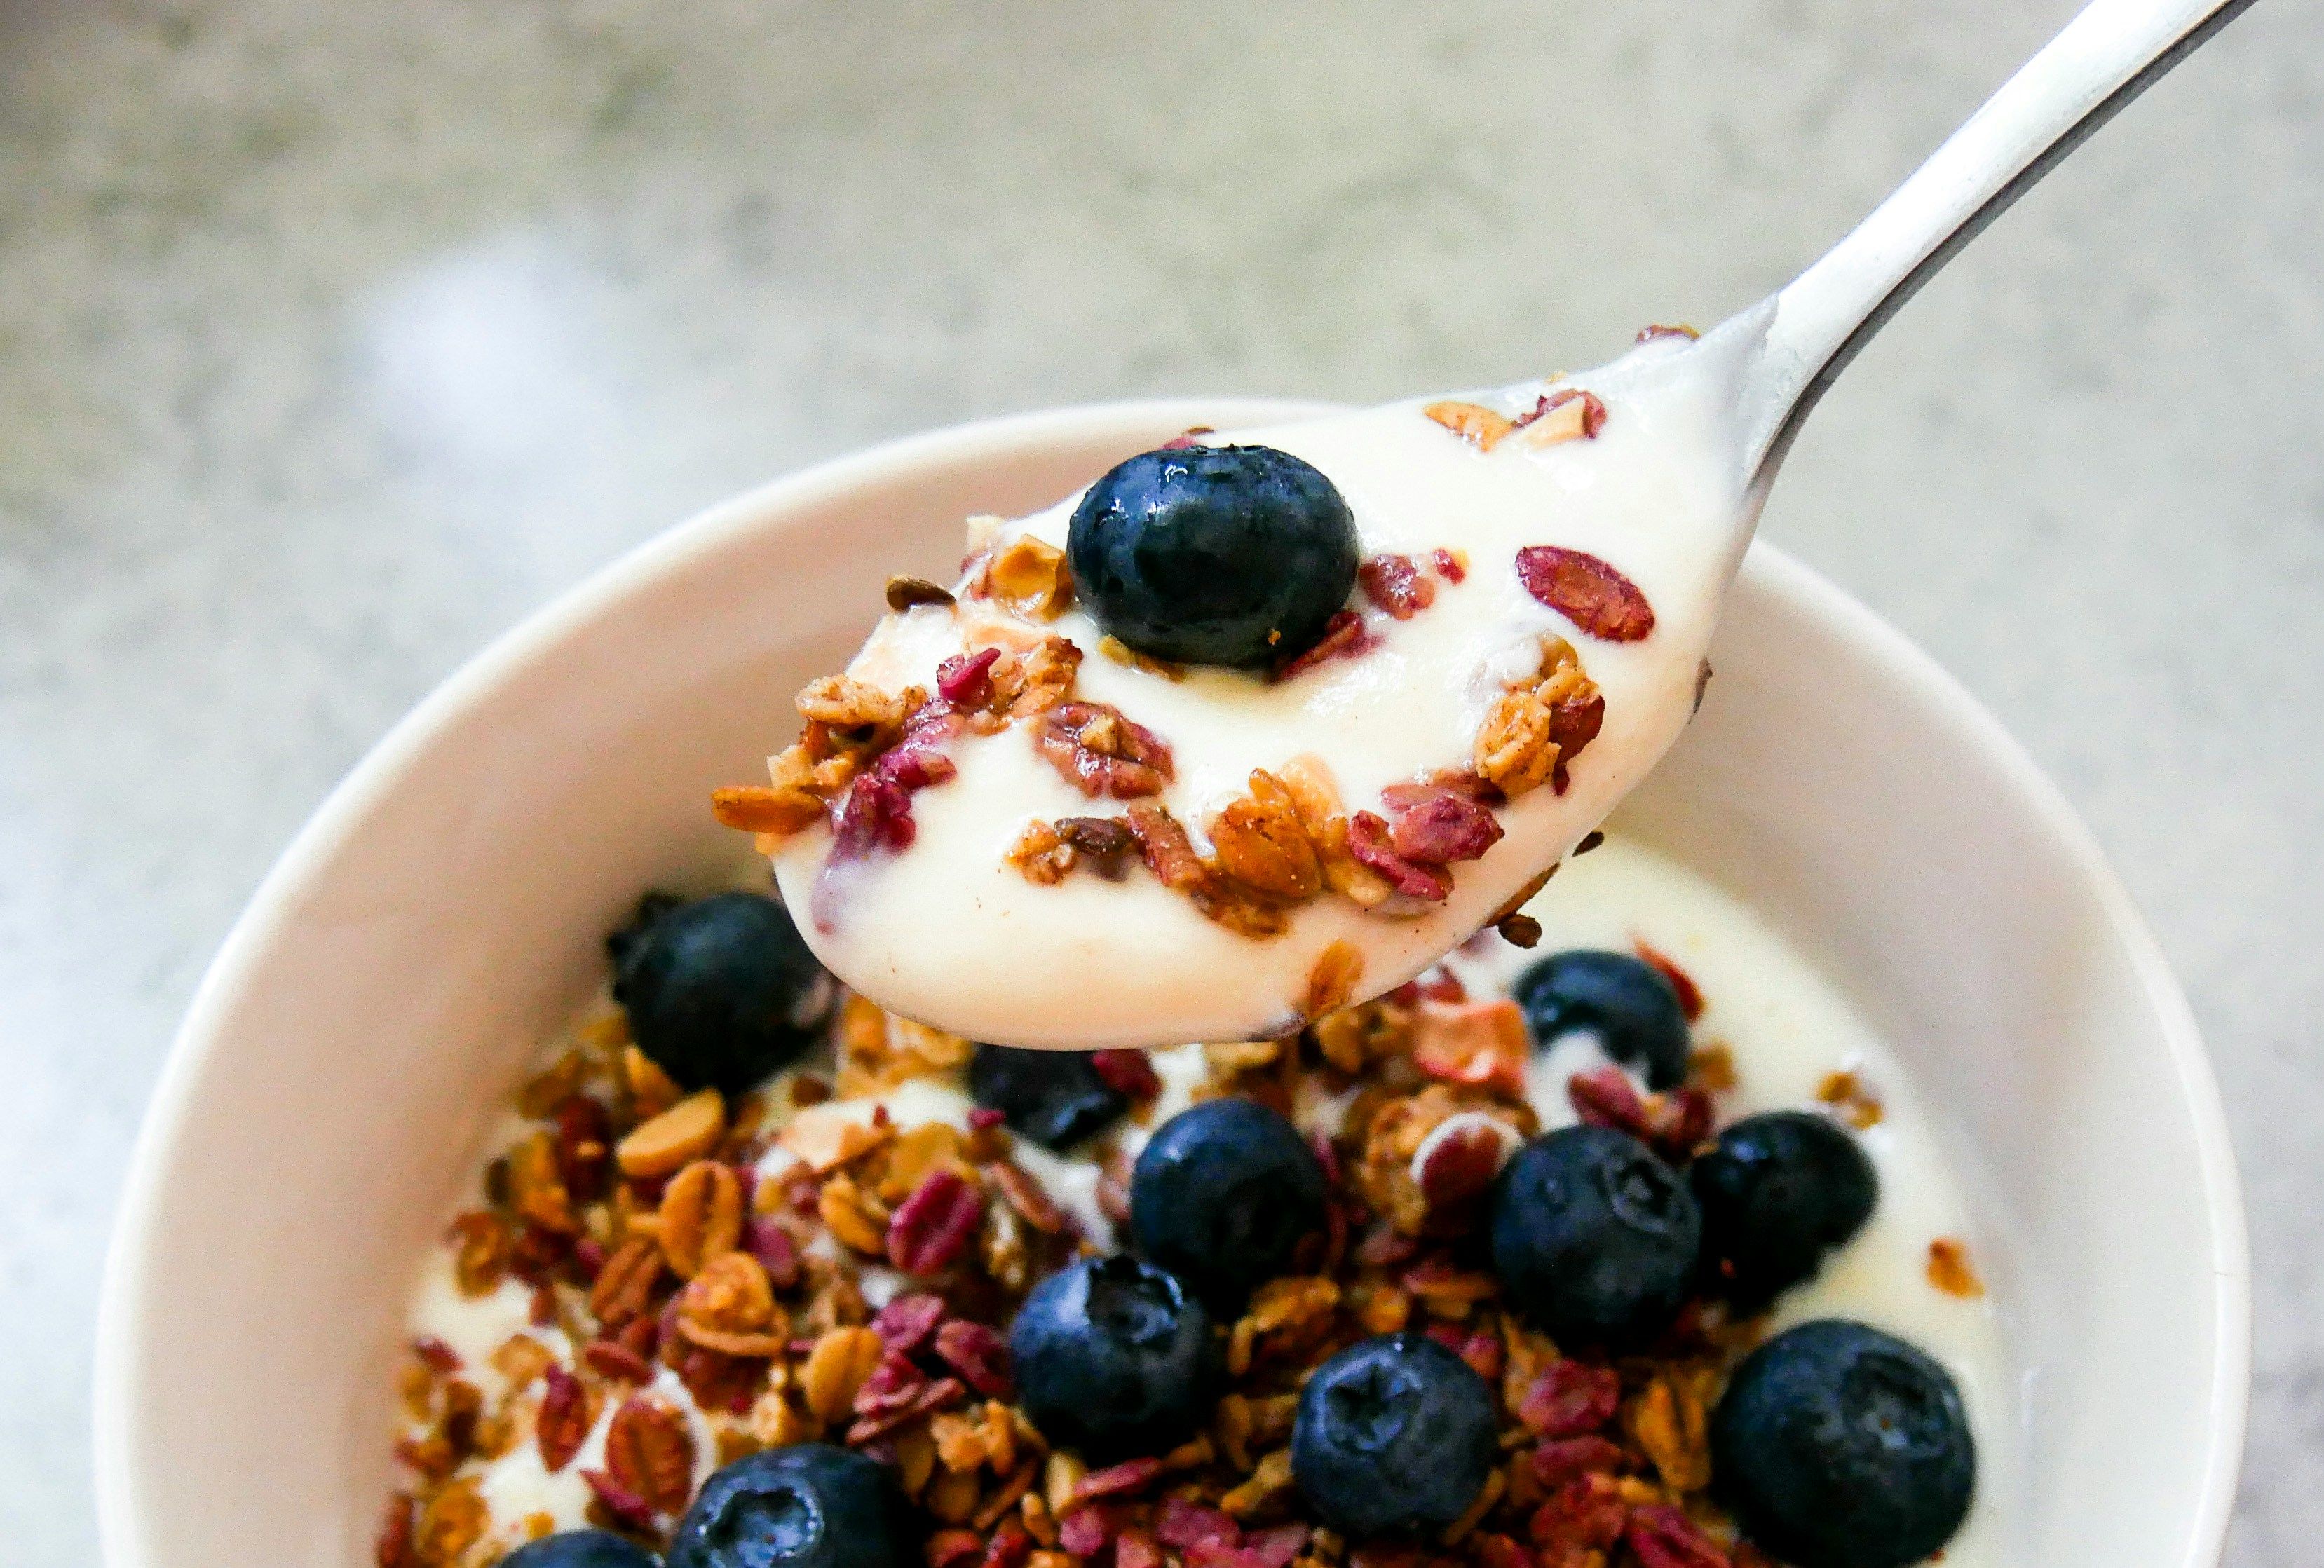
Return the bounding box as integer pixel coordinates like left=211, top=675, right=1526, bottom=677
left=937, top=648, right=1001, bottom=707
left=1345, top=812, right=1453, bottom=901
left=886, top=1169, right=984, bottom=1275
left=933, top=1318, right=1013, bottom=1397
left=1514, top=545, right=1654, bottom=642
left=1089, top=1049, right=1161, bottom=1099
left=1381, top=785, right=1504, bottom=864
left=870, top=1291, right=949, bottom=1354
left=1269, top=608, right=1379, bottom=682
left=1519, top=1360, right=1622, bottom=1438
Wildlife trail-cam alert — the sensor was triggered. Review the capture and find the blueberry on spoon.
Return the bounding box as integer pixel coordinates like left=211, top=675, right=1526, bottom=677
left=1490, top=1123, right=1700, bottom=1344
left=668, top=1445, right=908, bottom=1568
left=967, top=1044, right=1127, bottom=1150
left=1067, top=444, right=1359, bottom=669
left=609, top=892, right=837, bottom=1096
left=1291, top=1332, right=1500, bottom=1538
left=1712, top=1320, right=1976, bottom=1568
left=503, top=1532, right=662, bottom=1568
left=1129, top=1098, right=1329, bottom=1308
left=1693, top=1111, right=1878, bottom=1306
left=1511, top=949, right=1692, bottom=1089
left=1009, top=1254, right=1214, bottom=1461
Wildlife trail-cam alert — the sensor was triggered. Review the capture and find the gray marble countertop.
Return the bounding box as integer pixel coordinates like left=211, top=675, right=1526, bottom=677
left=4, top=1, right=2318, bottom=1561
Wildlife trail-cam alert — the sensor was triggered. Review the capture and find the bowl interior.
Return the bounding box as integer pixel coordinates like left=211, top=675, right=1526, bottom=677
left=96, top=399, right=2245, bottom=1568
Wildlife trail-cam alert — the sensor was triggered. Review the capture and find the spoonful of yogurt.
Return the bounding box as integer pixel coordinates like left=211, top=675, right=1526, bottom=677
left=717, top=0, right=2248, bottom=1049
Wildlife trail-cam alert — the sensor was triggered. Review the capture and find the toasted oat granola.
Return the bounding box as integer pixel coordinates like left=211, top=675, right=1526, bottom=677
left=379, top=920, right=1816, bottom=1568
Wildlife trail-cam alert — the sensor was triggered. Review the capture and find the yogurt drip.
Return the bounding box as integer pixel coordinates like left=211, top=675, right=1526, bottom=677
left=771, top=318, right=1769, bottom=1048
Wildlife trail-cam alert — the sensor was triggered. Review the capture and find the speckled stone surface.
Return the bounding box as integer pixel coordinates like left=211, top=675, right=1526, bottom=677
left=2, top=1, right=2318, bottom=1561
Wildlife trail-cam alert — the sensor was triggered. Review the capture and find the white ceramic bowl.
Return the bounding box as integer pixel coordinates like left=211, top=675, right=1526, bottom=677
left=95, top=398, right=2248, bottom=1568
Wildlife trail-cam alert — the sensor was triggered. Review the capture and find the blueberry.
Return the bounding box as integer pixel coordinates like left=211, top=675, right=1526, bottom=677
left=967, top=1044, right=1126, bottom=1150
left=1066, top=444, right=1359, bottom=669
left=1010, top=1254, right=1214, bottom=1460
left=609, top=892, right=837, bottom=1096
left=1291, top=1332, right=1500, bottom=1539
left=1712, top=1321, right=1976, bottom=1568
left=1693, top=1112, right=1878, bottom=1307
left=667, top=1445, right=908, bottom=1568
left=1511, top=950, right=1691, bottom=1090
left=1129, top=1098, right=1329, bottom=1307
left=503, top=1531, right=662, bottom=1568
left=1490, top=1124, right=1701, bottom=1344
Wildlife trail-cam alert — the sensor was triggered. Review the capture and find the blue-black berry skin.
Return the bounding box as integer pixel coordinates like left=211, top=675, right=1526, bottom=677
left=1291, top=1332, right=1500, bottom=1538
left=1490, top=1124, right=1701, bottom=1345
left=1711, top=1321, right=1976, bottom=1568
left=1693, top=1112, right=1878, bottom=1307
left=1511, top=950, right=1691, bottom=1089
left=1008, top=1254, right=1215, bottom=1461
left=667, top=1445, right=908, bottom=1568
left=609, top=892, right=837, bottom=1096
left=967, top=1044, right=1127, bottom=1150
left=503, top=1531, right=663, bottom=1568
left=1129, top=1098, right=1329, bottom=1308
left=1066, top=444, right=1359, bottom=669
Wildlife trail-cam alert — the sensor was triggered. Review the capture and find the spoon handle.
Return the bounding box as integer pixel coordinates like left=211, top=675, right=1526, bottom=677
left=1744, top=0, right=2255, bottom=484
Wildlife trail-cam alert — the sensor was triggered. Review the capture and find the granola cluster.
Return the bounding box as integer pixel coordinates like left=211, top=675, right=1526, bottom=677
left=380, top=944, right=1803, bottom=1568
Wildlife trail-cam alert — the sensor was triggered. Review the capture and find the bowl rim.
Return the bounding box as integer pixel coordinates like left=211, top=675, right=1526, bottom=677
left=93, top=395, right=2251, bottom=1568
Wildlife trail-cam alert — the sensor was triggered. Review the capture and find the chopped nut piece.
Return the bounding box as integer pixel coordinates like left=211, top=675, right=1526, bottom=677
left=1816, top=1069, right=1884, bottom=1129
left=1211, top=770, right=1324, bottom=901
left=712, top=784, right=826, bottom=836
left=1511, top=388, right=1607, bottom=446
left=616, top=1089, right=726, bottom=1178
left=985, top=536, right=1075, bottom=620
left=1007, top=821, right=1075, bottom=885
left=1036, top=702, right=1174, bottom=800
left=1305, top=941, right=1364, bottom=1018
left=1423, top=401, right=1515, bottom=450
left=1927, top=1237, right=1985, bottom=1297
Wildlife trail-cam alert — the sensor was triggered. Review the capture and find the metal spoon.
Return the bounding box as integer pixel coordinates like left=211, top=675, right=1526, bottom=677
left=1739, top=0, right=2253, bottom=488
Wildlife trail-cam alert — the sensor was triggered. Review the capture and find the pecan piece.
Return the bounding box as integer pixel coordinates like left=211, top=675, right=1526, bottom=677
left=604, top=1397, right=696, bottom=1517
left=535, top=1364, right=590, bottom=1473
left=984, top=1159, right=1067, bottom=1234
left=888, top=1168, right=985, bottom=1275
left=1514, top=546, right=1654, bottom=641
left=1211, top=770, right=1323, bottom=900
left=1035, top=702, right=1174, bottom=800
left=587, top=1235, right=665, bottom=1327
left=1124, top=803, right=1209, bottom=894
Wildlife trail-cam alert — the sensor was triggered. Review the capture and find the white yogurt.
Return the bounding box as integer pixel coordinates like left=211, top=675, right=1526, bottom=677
left=771, top=321, right=1770, bottom=1049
